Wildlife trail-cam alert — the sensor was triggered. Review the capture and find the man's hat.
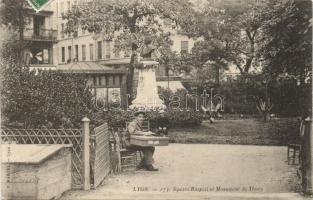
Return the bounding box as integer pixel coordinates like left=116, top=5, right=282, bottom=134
left=134, top=110, right=146, bottom=116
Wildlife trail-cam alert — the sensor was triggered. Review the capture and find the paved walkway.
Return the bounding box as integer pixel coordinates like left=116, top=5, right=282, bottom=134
left=61, top=144, right=303, bottom=200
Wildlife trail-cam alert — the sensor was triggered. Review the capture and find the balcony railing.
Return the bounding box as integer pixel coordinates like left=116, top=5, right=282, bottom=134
left=24, top=28, right=57, bottom=42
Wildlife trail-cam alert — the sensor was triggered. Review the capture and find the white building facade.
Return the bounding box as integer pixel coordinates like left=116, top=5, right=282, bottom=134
left=49, top=0, right=194, bottom=69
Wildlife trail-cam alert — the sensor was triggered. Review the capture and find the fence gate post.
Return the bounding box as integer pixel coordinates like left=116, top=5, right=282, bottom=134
left=82, top=117, right=91, bottom=190
left=303, top=118, right=313, bottom=195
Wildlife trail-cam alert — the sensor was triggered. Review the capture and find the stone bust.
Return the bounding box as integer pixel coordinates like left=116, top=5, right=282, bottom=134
left=140, top=38, right=157, bottom=59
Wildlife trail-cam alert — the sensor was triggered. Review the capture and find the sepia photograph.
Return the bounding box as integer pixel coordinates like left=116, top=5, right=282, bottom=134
left=0, top=0, right=312, bottom=199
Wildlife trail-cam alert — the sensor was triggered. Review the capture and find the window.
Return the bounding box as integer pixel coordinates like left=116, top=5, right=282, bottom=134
left=33, top=16, right=44, bottom=36
left=67, top=1, right=71, bottom=11
left=61, top=47, right=65, bottom=63
left=105, top=41, right=111, bottom=59
left=97, top=41, right=102, bottom=59
left=82, top=28, right=86, bottom=35
left=108, top=88, right=121, bottom=108
left=60, top=2, right=64, bottom=15
left=98, top=76, right=102, bottom=85
left=75, top=45, right=78, bottom=60
left=180, top=41, right=189, bottom=54
left=89, top=44, right=94, bottom=60
left=61, top=23, right=64, bottom=38
left=100, top=76, right=106, bottom=86
left=43, top=49, right=49, bottom=64
left=68, top=46, right=72, bottom=61
left=82, top=45, right=86, bottom=61
left=114, top=41, right=120, bottom=58
left=95, top=88, right=108, bottom=109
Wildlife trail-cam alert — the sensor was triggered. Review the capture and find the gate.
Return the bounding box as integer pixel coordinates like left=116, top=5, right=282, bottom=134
left=90, top=123, right=111, bottom=188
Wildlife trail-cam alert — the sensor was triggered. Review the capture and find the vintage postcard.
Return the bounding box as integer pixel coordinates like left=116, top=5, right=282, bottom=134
left=0, top=0, right=312, bottom=199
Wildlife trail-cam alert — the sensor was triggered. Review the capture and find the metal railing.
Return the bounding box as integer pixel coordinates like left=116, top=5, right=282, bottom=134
left=24, top=28, right=57, bottom=41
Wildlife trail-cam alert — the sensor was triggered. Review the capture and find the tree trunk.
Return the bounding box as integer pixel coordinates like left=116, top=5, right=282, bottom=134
left=263, top=112, right=269, bottom=122
left=243, top=30, right=255, bottom=74
left=18, top=1, right=25, bottom=65
left=215, top=64, right=220, bottom=86
left=126, top=44, right=138, bottom=104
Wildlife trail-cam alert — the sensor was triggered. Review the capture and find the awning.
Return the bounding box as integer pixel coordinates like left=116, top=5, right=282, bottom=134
left=57, top=61, right=127, bottom=74
left=99, top=58, right=131, bottom=65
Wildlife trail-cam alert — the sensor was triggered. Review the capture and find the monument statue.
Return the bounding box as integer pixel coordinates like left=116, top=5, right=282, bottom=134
left=140, top=39, right=157, bottom=59
left=129, top=38, right=166, bottom=110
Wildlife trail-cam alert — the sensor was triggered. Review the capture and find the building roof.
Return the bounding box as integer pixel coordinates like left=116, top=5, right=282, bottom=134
left=57, top=61, right=127, bottom=74
left=99, top=58, right=159, bottom=66
left=100, top=58, right=131, bottom=65
left=157, top=80, right=186, bottom=92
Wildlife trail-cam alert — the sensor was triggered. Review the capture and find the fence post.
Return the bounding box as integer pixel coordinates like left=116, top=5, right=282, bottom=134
left=82, top=117, right=90, bottom=190
left=302, top=117, right=313, bottom=195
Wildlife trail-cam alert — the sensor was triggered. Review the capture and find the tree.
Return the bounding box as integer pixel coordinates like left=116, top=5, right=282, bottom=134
left=186, top=0, right=267, bottom=77
left=156, top=45, right=180, bottom=90
left=189, top=40, right=228, bottom=87
left=63, top=0, right=196, bottom=100
left=0, top=0, right=31, bottom=64
left=0, top=0, right=30, bottom=40
left=258, top=0, right=312, bottom=117
left=259, top=0, right=312, bottom=84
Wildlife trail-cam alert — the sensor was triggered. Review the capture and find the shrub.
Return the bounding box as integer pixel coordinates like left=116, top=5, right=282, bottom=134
left=219, top=75, right=312, bottom=117
left=1, top=62, right=94, bottom=128
left=163, top=109, right=203, bottom=128
left=158, top=87, right=200, bottom=111
left=93, top=108, right=203, bottom=130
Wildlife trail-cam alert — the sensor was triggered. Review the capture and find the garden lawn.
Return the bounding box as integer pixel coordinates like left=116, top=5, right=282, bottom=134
left=169, top=118, right=300, bottom=146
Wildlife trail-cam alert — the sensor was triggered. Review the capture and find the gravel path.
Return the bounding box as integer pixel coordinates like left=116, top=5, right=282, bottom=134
left=61, top=144, right=302, bottom=200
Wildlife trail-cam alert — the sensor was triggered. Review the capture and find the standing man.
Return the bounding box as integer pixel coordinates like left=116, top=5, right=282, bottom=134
left=125, top=110, right=158, bottom=171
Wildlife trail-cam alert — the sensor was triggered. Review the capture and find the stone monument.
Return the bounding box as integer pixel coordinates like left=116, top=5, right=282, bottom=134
left=129, top=39, right=166, bottom=110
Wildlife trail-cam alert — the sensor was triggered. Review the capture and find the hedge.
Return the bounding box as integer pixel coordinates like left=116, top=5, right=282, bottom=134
left=1, top=63, right=95, bottom=128
left=91, top=109, right=203, bottom=130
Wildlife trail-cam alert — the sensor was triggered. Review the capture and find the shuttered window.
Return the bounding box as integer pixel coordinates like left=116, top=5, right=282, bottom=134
left=180, top=41, right=189, bottom=54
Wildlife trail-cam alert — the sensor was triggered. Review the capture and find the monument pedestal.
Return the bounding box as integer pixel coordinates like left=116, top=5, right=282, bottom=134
left=130, top=60, right=165, bottom=110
